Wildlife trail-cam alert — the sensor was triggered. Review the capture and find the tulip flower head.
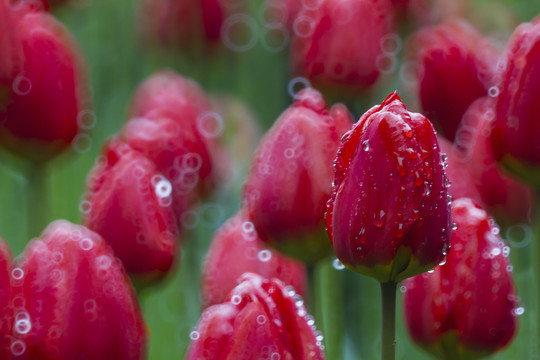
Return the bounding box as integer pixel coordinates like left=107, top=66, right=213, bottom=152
left=243, top=87, right=353, bottom=263
left=404, top=19, right=497, bottom=141
left=403, top=198, right=519, bottom=359
left=84, top=140, right=179, bottom=285
left=9, top=220, right=147, bottom=359
left=0, top=3, right=90, bottom=163
left=186, top=273, right=325, bottom=360
left=490, top=16, right=540, bottom=185
left=326, top=91, right=452, bottom=282
left=290, top=0, right=395, bottom=97
left=201, top=211, right=307, bottom=308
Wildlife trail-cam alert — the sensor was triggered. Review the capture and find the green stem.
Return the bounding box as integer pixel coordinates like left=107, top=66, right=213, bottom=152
left=26, top=163, right=50, bottom=241
left=306, top=263, right=317, bottom=315
left=319, top=261, right=344, bottom=360
left=381, top=281, right=397, bottom=360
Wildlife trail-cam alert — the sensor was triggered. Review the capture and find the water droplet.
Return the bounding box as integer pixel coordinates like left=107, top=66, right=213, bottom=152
left=197, top=111, right=224, bottom=138
left=488, top=86, right=500, bottom=97
left=11, top=268, right=24, bottom=280
left=405, top=148, right=417, bottom=159
left=11, top=340, right=25, bottom=356
left=332, top=258, right=345, bottom=270
left=513, top=307, right=525, bottom=316
left=258, top=250, right=272, bottom=262
left=80, top=238, right=94, bottom=251
left=12, top=74, right=32, bottom=95
left=452, top=223, right=457, bottom=230
left=362, top=140, right=370, bottom=151
left=373, top=210, right=386, bottom=228
left=256, top=314, right=267, bottom=324
left=396, top=223, right=404, bottom=238
left=189, top=330, right=200, bottom=341
left=221, top=14, right=258, bottom=52
left=231, top=295, right=242, bottom=305
left=287, top=77, right=311, bottom=97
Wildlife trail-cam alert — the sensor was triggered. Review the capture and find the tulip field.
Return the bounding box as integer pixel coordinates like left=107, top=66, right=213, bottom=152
left=3, top=0, right=540, bottom=359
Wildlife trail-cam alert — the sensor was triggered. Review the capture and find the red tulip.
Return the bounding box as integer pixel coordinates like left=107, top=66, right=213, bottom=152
left=128, top=70, right=222, bottom=198
left=455, top=97, right=535, bottom=227
left=83, top=140, right=179, bottom=285
left=0, top=4, right=90, bottom=162
left=243, top=87, right=353, bottom=262
left=290, top=0, right=395, bottom=96
left=201, top=211, right=307, bottom=308
left=137, top=0, right=245, bottom=51
left=0, top=0, right=22, bottom=103
left=403, top=198, right=519, bottom=358
left=0, top=237, right=13, bottom=359
left=185, top=273, right=325, bottom=360
left=490, top=17, right=540, bottom=184
left=9, top=220, right=146, bottom=359
left=404, top=19, right=497, bottom=141
left=326, top=91, right=452, bottom=282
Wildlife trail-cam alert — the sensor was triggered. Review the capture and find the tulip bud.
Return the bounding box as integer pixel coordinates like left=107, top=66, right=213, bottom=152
left=0, top=237, right=13, bottom=359
left=137, top=0, right=245, bottom=51
left=0, top=6, right=90, bottom=162
left=404, top=19, right=497, bottom=141
left=243, top=88, right=353, bottom=262
left=83, top=140, right=179, bottom=285
left=290, top=0, right=395, bottom=97
left=128, top=70, right=223, bottom=198
left=10, top=220, right=146, bottom=359
left=326, top=91, right=452, bottom=282
left=186, top=273, right=324, bottom=360
left=0, top=0, right=22, bottom=105
left=455, top=97, right=535, bottom=227
left=490, top=17, right=540, bottom=185
left=201, top=211, right=307, bottom=308
left=403, top=198, right=519, bottom=359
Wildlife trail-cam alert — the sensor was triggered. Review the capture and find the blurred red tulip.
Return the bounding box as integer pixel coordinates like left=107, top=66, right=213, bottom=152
left=0, top=4, right=90, bottom=163
left=490, top=17, right=540, bottom=185
left=455, top=97, right=535, bottom=227
left=290, top=0, right=395, bottom=97
left=137, top=0, right=245, bottom=51
left=10, top=220, right=146, bottom=359
left=404, top=19, right=497, bottom=141
left=243, top=88, right=353, bottom=262
left=128, top=70, right=224, bottom=198
left=0, top=237, right=13, bottom=359
left=0, top=0, right=22, bottom=105
left=403, top=198, right=519, bottom=359
left=185, top=273, right=325, bottom=360
left=326, top=91, right=451, bottom=282
left=83, top=140, right=179, bottom=285
left=201, top=211, right=307, bottom=308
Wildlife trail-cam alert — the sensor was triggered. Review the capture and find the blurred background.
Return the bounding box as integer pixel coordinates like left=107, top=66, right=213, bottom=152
left=2, top=0, right=540, bottom=358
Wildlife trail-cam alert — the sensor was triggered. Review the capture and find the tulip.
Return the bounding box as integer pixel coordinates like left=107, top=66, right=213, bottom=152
left=137, top=0, right=245, bottom=51
left=490, top=17, right=540, bottom=185
left=243, top=87, right=353, bottom=263
left=403, top=198, right=519, bottom=359
left=0, top=0, right=22, bottom=105
left=0, top=237, right=13, bottom=359
left=454, top=97, right=535, bottom=227
left=0, top=3, right=90, bottom=163
left=128, top=70, right=223, bottom=199
left=83, top=140, right=179, bottom=285
left=404, top=19, right=497, bottom=141
left=201, top=211, right=307, bottom=308
left=290, top=0, right=395, bottom=97
left=10, top=220, right=146, bottom=359
left=185, top=273, right=325, bottom=360
left=326, top=91, right=451, bottom=283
